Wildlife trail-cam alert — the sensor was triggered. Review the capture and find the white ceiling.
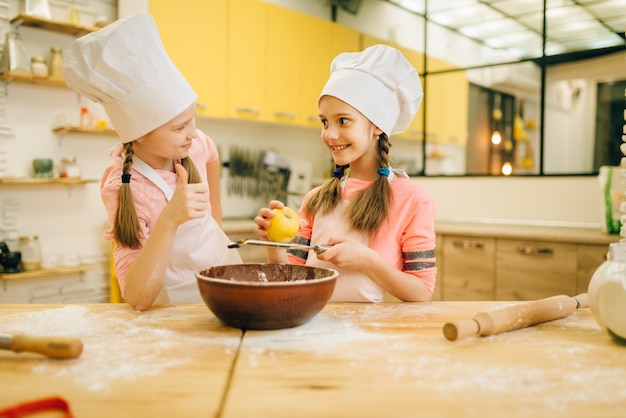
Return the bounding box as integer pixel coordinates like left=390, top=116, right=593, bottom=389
left=387, top=0, right=626, bottom=59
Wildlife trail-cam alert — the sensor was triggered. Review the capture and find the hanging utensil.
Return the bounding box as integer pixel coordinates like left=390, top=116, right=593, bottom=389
left=0, top=332, right=83, bottom=359
left=228, top=239, right=330, bottom=254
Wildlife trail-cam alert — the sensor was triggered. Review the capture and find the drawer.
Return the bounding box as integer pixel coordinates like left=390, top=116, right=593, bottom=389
left=442, top=235, right=496, bottom=301
left=496, top=239, right=577, bottom=301
left=577, top=244, right=609, bottom=294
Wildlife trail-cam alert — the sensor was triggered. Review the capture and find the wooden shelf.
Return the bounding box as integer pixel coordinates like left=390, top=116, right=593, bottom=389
left=0, top=177, right=98, bottom=185
left=53, top=125, right=116, bottom=135
left=10, top=13, right=99, bottom=36
left=0, top=71, right=66, bottom=87
left=0, top=263, right=100, bottom=281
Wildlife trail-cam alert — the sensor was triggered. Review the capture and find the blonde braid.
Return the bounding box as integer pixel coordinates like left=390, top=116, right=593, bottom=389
left=303, top=164, right=348, bottom=217
left=114, top=143, right=141, bottom=248
left=348, top=133, right=392, bottom=235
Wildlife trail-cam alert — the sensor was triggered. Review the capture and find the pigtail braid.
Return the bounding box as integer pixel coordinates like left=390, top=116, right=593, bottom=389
left=114, top=143, right=142, bottom=248
left=303, top=164, right=348, bottom=217
left=348, top=133, right=392, bottom=235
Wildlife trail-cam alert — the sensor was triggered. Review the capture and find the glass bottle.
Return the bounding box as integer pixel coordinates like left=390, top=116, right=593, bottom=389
left=60, top=157, right=80, bottom=178
left=588, top=241, right=626, bottom=345
left=19, top=235, right=41, bottom=271
left=49, top=47, right=63, bottom=77
left=30, top=56, right=48, bottom=78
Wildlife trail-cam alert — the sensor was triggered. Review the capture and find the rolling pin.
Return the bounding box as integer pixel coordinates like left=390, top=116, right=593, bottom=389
left=443, top=293, right=588, bottom=341
left=0, top=333, right=83, bottom=359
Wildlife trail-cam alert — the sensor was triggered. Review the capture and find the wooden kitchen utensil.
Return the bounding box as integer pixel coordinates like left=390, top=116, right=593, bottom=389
left=0, top=333, right=83, bottom=359
left=443, top=293, right=588, bottom=341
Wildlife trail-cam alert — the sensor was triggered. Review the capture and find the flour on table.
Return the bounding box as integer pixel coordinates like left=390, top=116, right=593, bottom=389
left=0, top=305, right=238, bottom=392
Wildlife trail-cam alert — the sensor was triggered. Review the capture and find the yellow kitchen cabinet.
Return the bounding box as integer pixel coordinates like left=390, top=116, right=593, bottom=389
left=300, top=19, right=359, bottom=128
left=424, top=62, right=469, bottom=146
left=228, top=0, right=268, bottom=121
left=150, top=0, right=228, bottom=119
left=441, top=235, right=496, bottom=300
left=495, top=239, right=578, bottom=301
left=576, top=243, right=608, bottom=294
left=266, top=4, right=301, bottom=125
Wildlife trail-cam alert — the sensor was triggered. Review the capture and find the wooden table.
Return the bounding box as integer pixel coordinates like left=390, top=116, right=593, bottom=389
left=0, top=302, right=624, bottom=417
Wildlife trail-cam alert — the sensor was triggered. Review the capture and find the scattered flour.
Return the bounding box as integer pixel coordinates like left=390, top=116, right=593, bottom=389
left=0, top=305, right=239, bottom=392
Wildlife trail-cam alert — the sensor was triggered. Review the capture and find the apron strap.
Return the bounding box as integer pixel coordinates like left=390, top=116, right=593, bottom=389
left=132, top=156, right=174, bottom=200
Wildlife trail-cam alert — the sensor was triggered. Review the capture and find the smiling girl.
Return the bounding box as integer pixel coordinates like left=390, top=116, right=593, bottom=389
left=64, top=14, right=241, bottom=310
left=255, top=44, right=437, bottom=302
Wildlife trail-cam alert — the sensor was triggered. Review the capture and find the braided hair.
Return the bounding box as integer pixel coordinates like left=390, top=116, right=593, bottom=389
left=114, top=142, right=203, bottom=248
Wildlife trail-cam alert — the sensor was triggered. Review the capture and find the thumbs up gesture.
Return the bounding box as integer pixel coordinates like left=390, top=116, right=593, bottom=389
left=162, top=162, right=209, bottom=226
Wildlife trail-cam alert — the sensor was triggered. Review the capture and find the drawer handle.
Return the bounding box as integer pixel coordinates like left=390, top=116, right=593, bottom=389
left=517, top=246, right=554, bottom=255
left=453, top=240, right=485, bottom=249
left=235, top=107, right=260, bottom=115
left=274, top=112, right=295, bottom=119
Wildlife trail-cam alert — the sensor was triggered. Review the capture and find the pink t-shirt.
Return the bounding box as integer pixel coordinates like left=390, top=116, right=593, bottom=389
left=101, top=129, right=219, bottom=292
left=290, top=174, right=437, bottom=296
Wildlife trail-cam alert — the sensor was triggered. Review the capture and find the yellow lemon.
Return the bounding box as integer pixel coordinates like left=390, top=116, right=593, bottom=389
left=266, top=207, right=300, bottom=243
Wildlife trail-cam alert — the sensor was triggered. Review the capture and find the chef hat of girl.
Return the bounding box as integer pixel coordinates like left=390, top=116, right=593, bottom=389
left=319, top=44, right=422, bottom=136
left=63, top=13, right=197, bottom=144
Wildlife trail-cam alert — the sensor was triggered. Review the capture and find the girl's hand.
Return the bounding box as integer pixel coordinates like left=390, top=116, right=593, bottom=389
left=254, top=200, right=285, bottom=240
left=316, top=237, right=375, bottom=270
left=163, top=163, right=209, bottom=226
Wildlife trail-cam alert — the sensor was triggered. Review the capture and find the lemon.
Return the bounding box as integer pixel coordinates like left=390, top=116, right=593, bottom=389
left=266, top=207, right=300, bottom=243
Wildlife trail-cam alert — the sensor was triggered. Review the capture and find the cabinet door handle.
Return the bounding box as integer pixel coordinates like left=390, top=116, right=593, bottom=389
left=517, top=246, right=554, bottom=255
left=274, top=112, right=295, bottom=119
left=235, top=107, right=260, bottom=115
left=453, top=240, right=485, bottom=249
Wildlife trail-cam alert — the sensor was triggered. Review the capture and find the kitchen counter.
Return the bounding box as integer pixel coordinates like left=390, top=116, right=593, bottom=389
left=435, top=220, right=618, bottom=245
left=223, top=218, right=620, bottom=245
left=1, top=302, right=624, bottom=417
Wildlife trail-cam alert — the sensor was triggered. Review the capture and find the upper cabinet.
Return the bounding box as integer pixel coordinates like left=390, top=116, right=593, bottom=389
left=228, top=0, right=268, bottom=121
left=151, top=0, right=359, bottom=128
left=150, top=0, right=228, bottom=119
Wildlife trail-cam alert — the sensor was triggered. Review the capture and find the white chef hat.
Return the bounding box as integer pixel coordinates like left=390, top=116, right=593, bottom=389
left=319, top=44, right=422, bottom=136
left=63, top=13, right=197, bottom=144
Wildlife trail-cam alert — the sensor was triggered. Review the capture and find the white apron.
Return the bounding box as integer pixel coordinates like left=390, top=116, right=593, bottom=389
left=304, top=170, right=406, bottom=302
left=132, top=157, right=242, bottom=303
left=303, top=201, right=381, bottom=302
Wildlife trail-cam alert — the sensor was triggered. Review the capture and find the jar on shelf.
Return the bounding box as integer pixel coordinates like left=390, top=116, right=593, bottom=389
left=60, top=157, right=81, bottom=178
left=588, top=241, right=626, bottom=345
left=49, top=47, right=64, bottom=77
left=30, top=56, right=49, bottom=78
left=19, top=235, right=41, bottom=271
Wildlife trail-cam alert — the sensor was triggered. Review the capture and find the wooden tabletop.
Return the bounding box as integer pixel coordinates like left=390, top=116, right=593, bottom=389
left=0, top=302, right=624, bottom=417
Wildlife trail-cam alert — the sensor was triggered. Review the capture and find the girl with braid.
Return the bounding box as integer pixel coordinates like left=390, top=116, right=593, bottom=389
left=255, top=45, right=436, bottom=302
left=64, top=14, right=241, bottom=310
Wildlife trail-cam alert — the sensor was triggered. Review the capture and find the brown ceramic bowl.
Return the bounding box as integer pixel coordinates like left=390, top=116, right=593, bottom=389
left=196, top=263, right=338, bottom=330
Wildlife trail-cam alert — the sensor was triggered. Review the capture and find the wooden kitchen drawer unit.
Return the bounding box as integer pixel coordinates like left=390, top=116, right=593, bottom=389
left=495, top=239, right=577, bottom=301
left=576, top=243, right=609, bottom=294
left=441, top=235, right=496, bottom=301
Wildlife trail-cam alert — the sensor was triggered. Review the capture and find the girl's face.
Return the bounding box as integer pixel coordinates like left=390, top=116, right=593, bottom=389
left=133, top=103, right=197, bottom=170
left=319, top=95, right=382, bottom=178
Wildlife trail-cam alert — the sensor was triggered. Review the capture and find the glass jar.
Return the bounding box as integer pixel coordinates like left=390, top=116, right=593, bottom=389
left=30, top=56, right=48, bottom=78
left=19, top=235, right=41, bottom=271
left=49, top=47, right=63, bottom=77
left=60, top=157, right=81, bottom=178
left=588, top=241, right=626, bottom=345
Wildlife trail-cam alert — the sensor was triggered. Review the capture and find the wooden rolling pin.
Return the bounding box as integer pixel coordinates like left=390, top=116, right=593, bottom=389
left=0, top=333, right=83, bottom=359
left=443, top=293, right=588, bottom=341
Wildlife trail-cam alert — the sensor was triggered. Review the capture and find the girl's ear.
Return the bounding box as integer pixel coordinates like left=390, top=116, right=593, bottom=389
left=374, top=126, right=384, bottom=138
